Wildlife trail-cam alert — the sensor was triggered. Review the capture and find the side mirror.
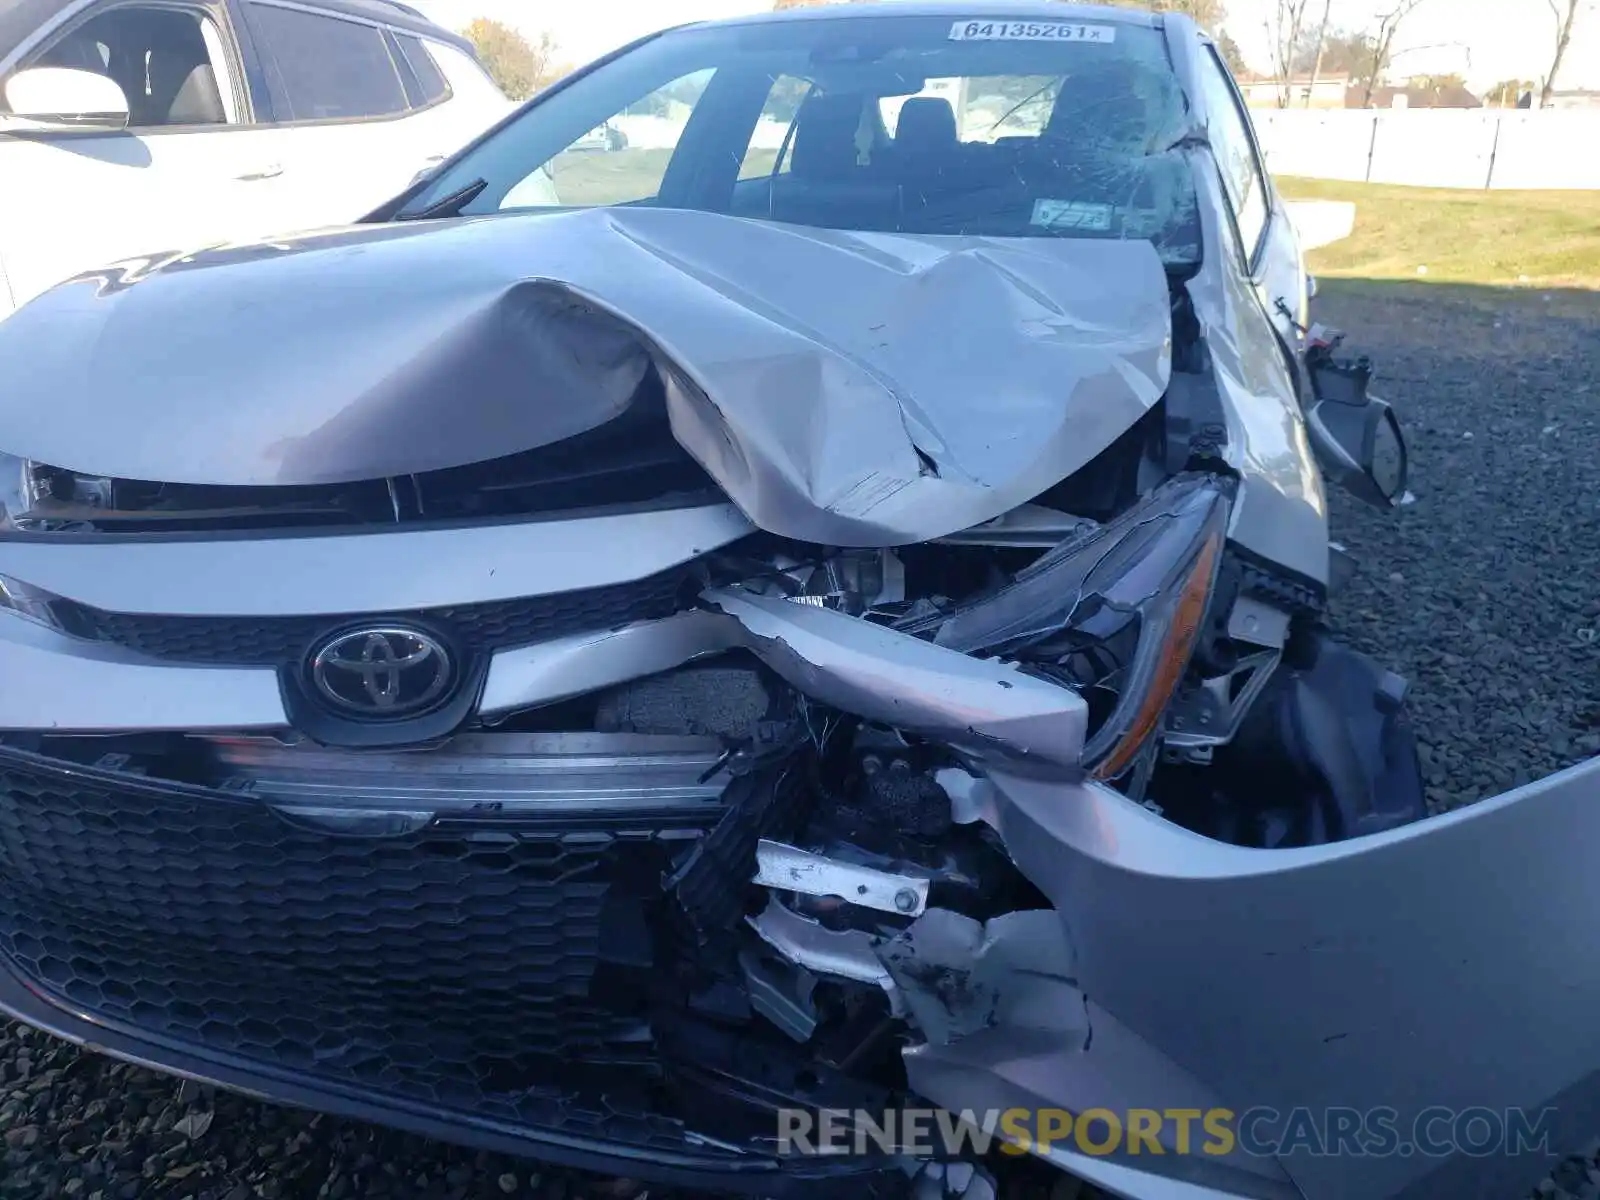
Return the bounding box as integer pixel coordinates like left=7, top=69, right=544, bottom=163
left=1303, top=343, right=1409, bottom=508
left=1307, top=391, right=1408, bottom=508
left=1, top=67, right=129, bottom=133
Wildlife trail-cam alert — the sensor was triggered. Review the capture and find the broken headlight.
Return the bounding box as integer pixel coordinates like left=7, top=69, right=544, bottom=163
left=0, top=454, right=112, bottom=532
left=932, top=474, right=1230, bottom=780
left=0, top=454, right=47, bottom=532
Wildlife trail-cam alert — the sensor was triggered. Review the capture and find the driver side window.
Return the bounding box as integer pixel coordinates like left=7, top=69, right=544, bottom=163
left=500, top=69, right=715, bottom=210
left=1196, top=49, right=1268, bottom=265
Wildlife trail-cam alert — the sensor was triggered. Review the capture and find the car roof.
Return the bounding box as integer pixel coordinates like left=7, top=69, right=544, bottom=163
left=0, top=0, right=472, bottom=72
left=684, top=1, right=1165, bottom=33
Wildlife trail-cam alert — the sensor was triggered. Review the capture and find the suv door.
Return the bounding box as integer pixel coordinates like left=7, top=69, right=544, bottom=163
left=0, top=0, right=287, bottom=314
left=234, top=1, right=511, bottom=231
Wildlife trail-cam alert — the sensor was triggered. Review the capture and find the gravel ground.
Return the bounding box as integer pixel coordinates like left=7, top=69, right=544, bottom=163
left=1, top=279, right=1598, bottom=1199
left=1316, top=282, right=1600, bottom=815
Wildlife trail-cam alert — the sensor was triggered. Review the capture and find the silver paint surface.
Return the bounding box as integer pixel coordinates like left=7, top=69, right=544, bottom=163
left=975, top=765, right=1600, bottom=1200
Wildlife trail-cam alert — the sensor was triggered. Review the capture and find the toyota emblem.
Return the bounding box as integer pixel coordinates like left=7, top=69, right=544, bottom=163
left=309, top=627, right=453, bottom=717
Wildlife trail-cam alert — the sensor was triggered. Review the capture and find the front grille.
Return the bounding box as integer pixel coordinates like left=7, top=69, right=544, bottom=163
left=61, top=565, right=695, bottom=665
left=0, top=746, right=721, bottom=1147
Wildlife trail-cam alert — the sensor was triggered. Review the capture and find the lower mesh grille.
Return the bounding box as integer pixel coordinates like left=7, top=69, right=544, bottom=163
left=0, top=746, right=725, bottom=1148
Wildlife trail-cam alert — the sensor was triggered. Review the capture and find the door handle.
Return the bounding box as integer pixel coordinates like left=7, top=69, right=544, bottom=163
left=235, top=163, right=283, bottom=181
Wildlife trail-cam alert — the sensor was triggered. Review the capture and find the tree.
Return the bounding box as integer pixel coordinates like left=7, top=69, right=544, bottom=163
left=1404, top=72, right=1473, bottom=106
left=1487, top=77, right=1538, bottom=107
left=1292, top=28, right=1376, bottom=77
left=1355, top=0, right=1431, bottom=108
left=1299, top=0, right=1334, bottom=107
left=463, top=18, right=560, bottom=101
left=1408, top=72, right=1467, bottom=90
left=1264, top=0, right=1316, bottom=107
left=1539, top=0, right=1593, bottom=108
left=1214, top=28, right=1248, bottom=75
left=1101, top=0, right=1227, bottom=31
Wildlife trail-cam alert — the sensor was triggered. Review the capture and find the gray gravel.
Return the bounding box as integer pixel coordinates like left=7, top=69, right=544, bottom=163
left=1, top=280, right=1598, bottom=1198
left=1316, top=282, right=1600, bottom=814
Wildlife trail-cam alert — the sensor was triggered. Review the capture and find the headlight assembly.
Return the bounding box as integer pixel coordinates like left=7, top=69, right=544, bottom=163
left=0, top=454, right=47, bottom=532
left=928, top=474, right=1231, bottom=781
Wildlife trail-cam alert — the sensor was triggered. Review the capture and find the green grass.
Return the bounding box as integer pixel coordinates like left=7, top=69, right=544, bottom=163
left=1275, top=177, right=1600, bottom=290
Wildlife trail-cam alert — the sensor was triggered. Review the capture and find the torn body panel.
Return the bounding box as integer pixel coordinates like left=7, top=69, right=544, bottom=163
left=0, top=209, right=1172, bottom=546
left=970, top=766, right=1600, bottom=1200
left=892, top=912, right=1299, bottom=1200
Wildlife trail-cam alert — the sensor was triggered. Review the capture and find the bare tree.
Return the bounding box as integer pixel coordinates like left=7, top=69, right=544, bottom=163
left=1540, top=0, right=1592, bottom=108
left=1357, top=0, right=1431, bottom=108
left=1264, top=0, right=1314, bottom=107
left=1301, top=0, right=1334, bottom=106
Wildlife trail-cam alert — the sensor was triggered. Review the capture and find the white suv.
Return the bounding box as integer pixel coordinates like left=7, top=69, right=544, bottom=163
left=0, top=0, right=514, bottom=316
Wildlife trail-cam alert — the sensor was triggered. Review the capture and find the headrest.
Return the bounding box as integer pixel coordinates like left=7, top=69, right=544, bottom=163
left=895, top=97, right=958, bottom=153
left=790, top=93, right=867, bottom=179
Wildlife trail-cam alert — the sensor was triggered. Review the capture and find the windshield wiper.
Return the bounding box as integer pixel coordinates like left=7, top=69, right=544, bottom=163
left=398, top=177, right=488, bottom=221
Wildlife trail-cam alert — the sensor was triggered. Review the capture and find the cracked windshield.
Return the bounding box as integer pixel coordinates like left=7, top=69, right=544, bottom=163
left=414, top=15, right=1200, bottom=261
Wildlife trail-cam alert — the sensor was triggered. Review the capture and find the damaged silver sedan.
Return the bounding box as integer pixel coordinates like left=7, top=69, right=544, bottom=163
left=0, top=4, right=1587, bottom=1200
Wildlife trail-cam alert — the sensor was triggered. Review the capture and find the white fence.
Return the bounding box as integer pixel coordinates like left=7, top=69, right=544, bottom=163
left=1251, top=109, right=1600, bottom=190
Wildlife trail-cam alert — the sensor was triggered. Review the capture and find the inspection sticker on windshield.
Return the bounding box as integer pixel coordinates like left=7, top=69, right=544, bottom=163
left=948, top=20, right=1117, bottom=43
left=1031, top=199, right=1115, bottom=232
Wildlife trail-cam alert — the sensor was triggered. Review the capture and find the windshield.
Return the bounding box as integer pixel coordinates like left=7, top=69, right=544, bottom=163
left=404, top=13, right=1200, bottom=266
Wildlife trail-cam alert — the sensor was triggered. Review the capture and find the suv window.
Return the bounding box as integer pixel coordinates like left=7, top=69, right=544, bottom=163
left=395, top=33, right=449, bottom=108
left=14, top=4, right=234, bottom=128
left=1196, top=48, right=1268, bottom=262
left=408, top=15, right=1201, bottom=266
left=246, top=2, right=407, bottom=121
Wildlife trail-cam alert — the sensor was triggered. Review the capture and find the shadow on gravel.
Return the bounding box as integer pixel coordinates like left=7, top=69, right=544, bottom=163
left=2, top=278, right=1598, bottom=1200
left=1313, top=278, right=1600, bottom=814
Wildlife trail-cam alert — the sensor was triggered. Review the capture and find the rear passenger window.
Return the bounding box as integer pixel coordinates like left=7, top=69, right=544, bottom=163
left=247, top=2, right=407, bottom=121
left=395, top=33, right=449, bottom=108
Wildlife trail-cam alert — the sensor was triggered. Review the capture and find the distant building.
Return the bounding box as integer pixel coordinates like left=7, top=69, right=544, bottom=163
left=1350, top=82, right=1483, bottom=110
left=1239, top=74, right=1350, bottom=109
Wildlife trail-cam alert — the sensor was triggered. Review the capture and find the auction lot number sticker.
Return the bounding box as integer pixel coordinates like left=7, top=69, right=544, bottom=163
left=948, top=20, right=1117, bottom=42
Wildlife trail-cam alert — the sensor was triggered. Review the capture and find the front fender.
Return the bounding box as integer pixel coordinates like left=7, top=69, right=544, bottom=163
left=971, top=762, right=1600, bottom=1200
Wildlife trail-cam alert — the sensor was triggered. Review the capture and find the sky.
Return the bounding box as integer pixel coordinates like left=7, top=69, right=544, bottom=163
left=410, top=0, right=1600, bottom=92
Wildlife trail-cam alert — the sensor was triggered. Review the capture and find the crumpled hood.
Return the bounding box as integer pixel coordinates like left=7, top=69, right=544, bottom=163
left=0, top=208, right=1172, bottom=545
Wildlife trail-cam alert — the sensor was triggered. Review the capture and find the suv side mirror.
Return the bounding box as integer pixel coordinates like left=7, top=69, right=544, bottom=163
left=1, top=67, right=130, bottom=133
